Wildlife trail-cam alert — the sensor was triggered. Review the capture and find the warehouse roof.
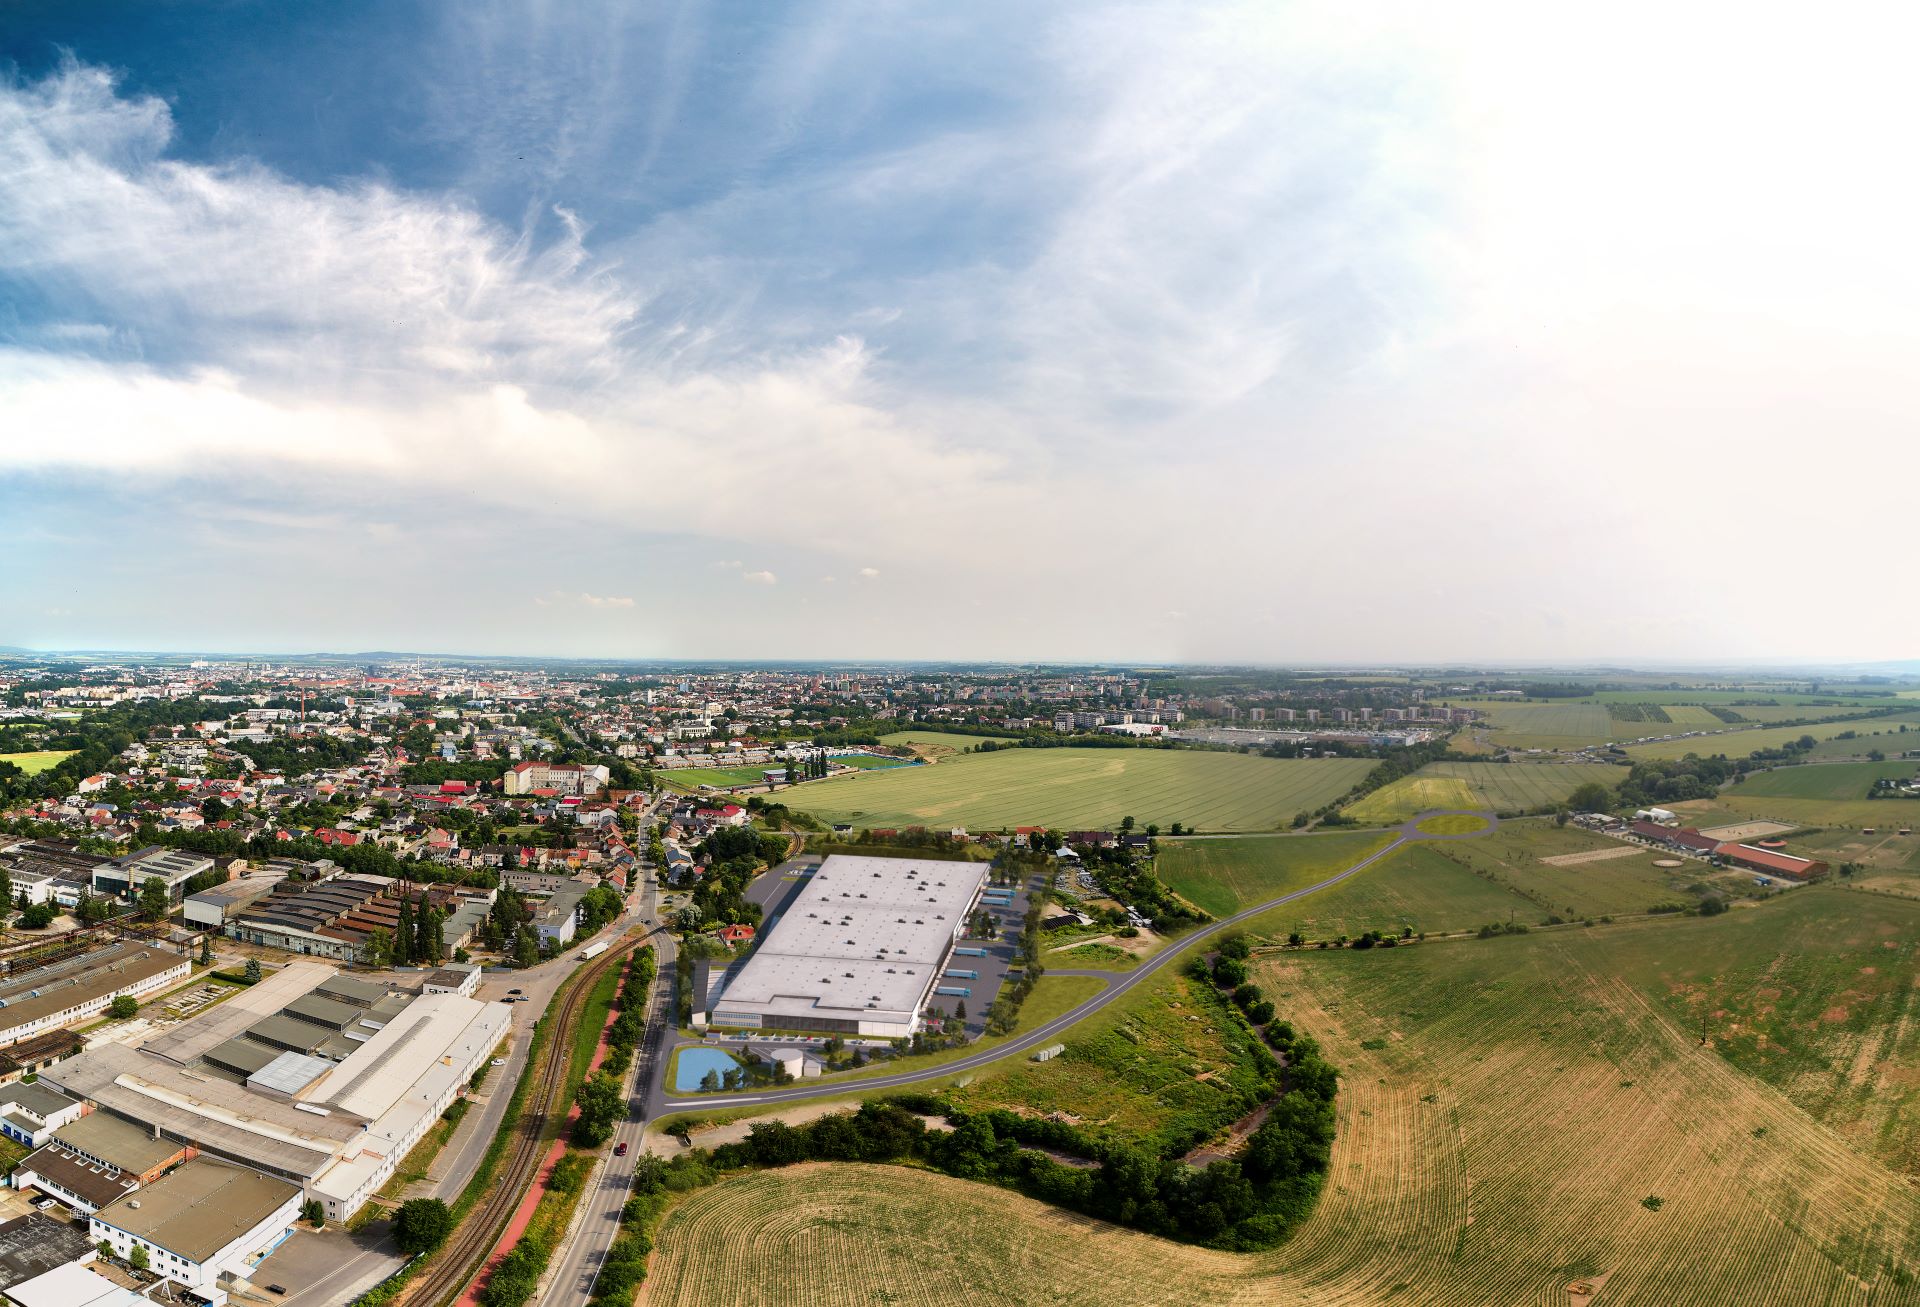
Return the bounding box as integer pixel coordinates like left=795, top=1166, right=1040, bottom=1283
left=51, top=1112, right=183, bottom=1175
left=284, top=992, right=365, bottom=1032
left=711, top=855, right=986, bottom=1028
left=0, top=1214, right=95, bottom=1293
left=315, top=974, right=391, bottom=1008
left=138, top=961, right=337, bottom=1066
left=95, top=1157, right=300, bottom=1264
left=246, top=1013, right=331, bottom=1055
left=204, top=1036, right=281, bottom=1078
left=1719, top=843, right=1826, bottom=876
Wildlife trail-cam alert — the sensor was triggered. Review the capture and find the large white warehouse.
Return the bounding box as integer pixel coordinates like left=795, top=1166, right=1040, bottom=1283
left=708, top=854, right=989, bottom=1038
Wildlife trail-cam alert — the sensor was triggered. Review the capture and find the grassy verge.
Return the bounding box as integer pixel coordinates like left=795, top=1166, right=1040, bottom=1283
left=569, top=963, right=623, bottom=1086
left=375, top=1099, right=469, bottom=1201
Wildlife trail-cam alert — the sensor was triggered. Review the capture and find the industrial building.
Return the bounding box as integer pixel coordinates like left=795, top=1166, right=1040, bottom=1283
left=40, top=960, right=510, bottom=1222
left=90, top=1157, right=303, bottom=1302
left=0, top=1080, right=84, bottom=1148
left=92, top=847, right=214, bottom=903
left=183, top=866, right=290, bottom=929
left=0, top=1214, right=95, bottom=1299
left=225, top=868, right=493, bottom=962
left=0, top=940, right=190, bottom=1048
left=708, top=854, right=989, bottom=1037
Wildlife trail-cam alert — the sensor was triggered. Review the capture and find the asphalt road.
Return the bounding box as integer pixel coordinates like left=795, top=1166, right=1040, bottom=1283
left=544, top=875, right=676, bottom=1304
left=641, top=811, right=1496, bottom=1115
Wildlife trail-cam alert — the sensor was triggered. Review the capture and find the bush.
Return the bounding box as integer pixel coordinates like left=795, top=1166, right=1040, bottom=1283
left=107, top=995, right=138, bottom=1019
left=1210, top=955, right=1249, bottom=989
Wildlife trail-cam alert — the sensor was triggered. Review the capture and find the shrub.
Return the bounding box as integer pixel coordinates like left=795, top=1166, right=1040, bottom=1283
left=392, top=1198, right=453, bottom=1256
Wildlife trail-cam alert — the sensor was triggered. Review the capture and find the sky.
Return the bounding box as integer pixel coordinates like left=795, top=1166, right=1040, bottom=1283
left=2, top=1, right=1917, bottom=664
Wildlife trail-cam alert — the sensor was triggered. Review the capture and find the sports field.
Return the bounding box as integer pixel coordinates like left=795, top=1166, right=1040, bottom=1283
left=644, top=895, right=1920, bottom=1305
left=1343, top=761, right=1624, bottom=822
left=1156, top=830, right=1395, bottom=917
left=0, top=750, right=74, bottom=775
left=782, top=749, right=1374, bottom=834
left=661, top=765, right=778, bottom=789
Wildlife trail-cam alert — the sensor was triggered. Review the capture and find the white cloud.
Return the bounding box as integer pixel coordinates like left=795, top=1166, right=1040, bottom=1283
left=741, top=570, right=777, bottom=586
left=535, top=590, right=635, bottom=608
left=857, top=567, right=880, bottom=579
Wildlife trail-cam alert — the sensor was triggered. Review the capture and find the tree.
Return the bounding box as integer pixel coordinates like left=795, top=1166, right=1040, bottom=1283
left=108, top=996, right=138, bottom=1019
left=572, top=1071, right=624, bottom=1146
left=197, top=935, right=213, bottom=966
left=1566, top=782, right=1613, bottom=813
left=244, top=957, right=263, bottom=984
left=392, top=1198, right=453, bottom=1255
left=301, top=1198, right=325, bottom=1226
left=137, top=875, right=170, bottom=922
left=396, top=891, right=416, bottom=964
left=362, top=927, right=393, bottom=968
left=129, top=1245, right=149, bottom=1271
left=1120, top=815, right=1135, bottom=832
left=16, top=902, right=55, bottom=929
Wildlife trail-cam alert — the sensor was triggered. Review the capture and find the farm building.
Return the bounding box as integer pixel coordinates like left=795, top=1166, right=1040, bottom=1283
left=1628, top=821, right=1719, bottom=854
left=1716, top=843, right=1828, bottom=882
left=706, top=854, right=989, bottom=1038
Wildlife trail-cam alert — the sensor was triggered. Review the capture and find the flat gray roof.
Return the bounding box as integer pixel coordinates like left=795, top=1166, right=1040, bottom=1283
left=51, top=1112, right=182, bottom=1175
left=96, top=1157, right=299, bottom=1264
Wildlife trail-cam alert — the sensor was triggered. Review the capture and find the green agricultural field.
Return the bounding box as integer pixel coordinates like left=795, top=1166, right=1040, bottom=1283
left=1423, top=820, right=1700, bottom=919
left=0, top=750, right=75, bottom=775
left=829, top=754, right=924, bottom=771
left=1624, top=711, right=1920, bottom=761
left=1732, top=761, right=1919, bottom=802
left=1240, top=841, right=1539, bottom=940
left=1155, top=830, right=1396, bottom=918
left=1808, top=724, right=1920, bottom=759
left=783, top=749, right=1374, bottom=834
left=1460, top=700, right=1612, bottom=749
left=876, top=730, right=1016, bottom=756
left=1343, top=761, right=1625, bottom=823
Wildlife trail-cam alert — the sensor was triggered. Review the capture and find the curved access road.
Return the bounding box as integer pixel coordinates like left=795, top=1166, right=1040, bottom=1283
left=645, top=810, right=1497, bottom=1116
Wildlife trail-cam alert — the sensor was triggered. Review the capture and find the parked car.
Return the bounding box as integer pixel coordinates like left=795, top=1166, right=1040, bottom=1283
left=508, top=988, right=523, bottom=995
left=32, top=1197, right=56, bottom=1212
left=491, top=1057, right=506, bottom=1066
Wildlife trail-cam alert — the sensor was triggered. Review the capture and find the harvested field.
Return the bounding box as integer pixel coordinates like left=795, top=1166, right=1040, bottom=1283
left=1625, top=713, right=1920, bottom=762
left=1343, top=762, right=1623, bottom=823
left=1539, top=845, right=1644, bottom=867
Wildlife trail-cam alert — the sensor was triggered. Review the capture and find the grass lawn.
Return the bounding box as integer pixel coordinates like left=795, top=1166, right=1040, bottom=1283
left=943, top=969, right=1272, bottom=1153
left=829, top=754, right=925, bottom=771
left=1155, top=830, right=1396, bottom=918
left=783, top=749, right=1374, bottom=834
left=0, top=750, right=75, bottom=775
left=1345, top=761, right=1624, bottom=822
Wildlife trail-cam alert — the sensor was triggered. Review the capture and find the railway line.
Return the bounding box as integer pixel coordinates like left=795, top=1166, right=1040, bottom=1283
left=396, top=932, right=641, bottom=1307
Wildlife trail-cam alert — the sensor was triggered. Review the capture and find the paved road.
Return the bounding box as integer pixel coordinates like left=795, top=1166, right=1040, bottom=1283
left=543, top=872, right=675, bottom=1304
left=642, top=811, right=1495, bottom=1115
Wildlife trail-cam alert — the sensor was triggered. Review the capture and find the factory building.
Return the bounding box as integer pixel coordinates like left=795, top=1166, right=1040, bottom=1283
left=0, top=941, right=190, bottom=1048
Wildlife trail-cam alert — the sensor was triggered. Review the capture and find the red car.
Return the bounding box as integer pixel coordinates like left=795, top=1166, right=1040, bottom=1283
left=613, top=1141, right=628, bottom=1156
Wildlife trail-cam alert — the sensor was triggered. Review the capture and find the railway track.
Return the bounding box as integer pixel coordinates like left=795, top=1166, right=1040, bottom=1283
left=398, top=935, right=640, bottom=1307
